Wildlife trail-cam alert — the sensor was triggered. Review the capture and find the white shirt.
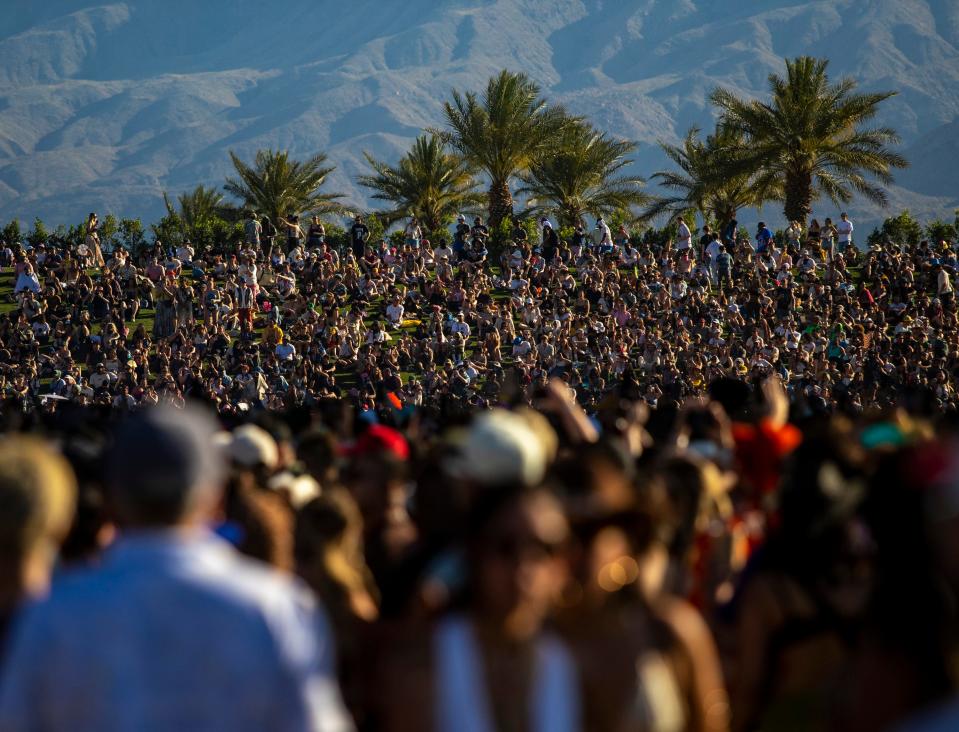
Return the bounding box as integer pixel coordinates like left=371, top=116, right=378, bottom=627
left=836, top=219, right=853, bottom=243
left=386, top=303, right=404, bottom=324
left=592, top=222, right=612, bottom=246
left=676, top=222, right=692, bottom=249
left=0, top=531, right=352, bottom=732
left=706, top=239, right=722, bottom=261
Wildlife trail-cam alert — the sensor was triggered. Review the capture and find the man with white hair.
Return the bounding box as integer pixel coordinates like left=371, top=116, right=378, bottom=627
left=0, top=405, right=352, bottom=732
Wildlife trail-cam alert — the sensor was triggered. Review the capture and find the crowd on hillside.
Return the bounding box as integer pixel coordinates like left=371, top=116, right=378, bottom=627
left=1, top=206, right=957, bottom=418
left=1, top=207, right=959, bottom=731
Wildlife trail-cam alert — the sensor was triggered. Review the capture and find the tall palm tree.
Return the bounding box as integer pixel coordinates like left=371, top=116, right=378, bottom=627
left=517, top=121, right=649, bottom=227
left=711, top=56, right=907, bottom=223
left=358, top=134, right=483, bottom=230
left=163, top=185, right=229, bottom=228
left=643, top=124, right=774, bottom=226
left=442, top=69, right=572, bottom=229
left=224, top=149, right=348, bottom=226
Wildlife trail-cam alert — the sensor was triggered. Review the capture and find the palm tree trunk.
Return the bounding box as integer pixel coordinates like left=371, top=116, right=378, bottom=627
left=784, top=169, right=813, bottom=224
left=488, top=179, right=514, bottom=229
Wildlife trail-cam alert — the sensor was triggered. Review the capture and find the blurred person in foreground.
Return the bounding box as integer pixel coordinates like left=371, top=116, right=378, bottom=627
left=379, top=486, right=579, bottom=732
left=0, top=404, right=353, bottom=732
left=0, top=437, right=76, bottom=652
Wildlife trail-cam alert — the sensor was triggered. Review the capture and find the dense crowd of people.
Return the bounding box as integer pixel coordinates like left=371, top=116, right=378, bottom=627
left=2, top=206, right=957, bottom=417
left=1, top=207, right=959, bottom=731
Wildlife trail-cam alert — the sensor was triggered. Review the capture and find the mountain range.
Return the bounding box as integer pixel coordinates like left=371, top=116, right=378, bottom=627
left=1, top=0, right=958, bottom=233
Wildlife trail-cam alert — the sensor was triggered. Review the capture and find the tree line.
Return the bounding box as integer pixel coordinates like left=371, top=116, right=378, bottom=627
left=2, top=56, right=935, bottom=254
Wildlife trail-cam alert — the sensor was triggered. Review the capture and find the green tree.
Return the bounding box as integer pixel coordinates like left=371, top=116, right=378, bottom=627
left=711, top=56, right=907, bottom=223
left=442, top=69, right=572, bottom=228
left=516, top=120, right=648, bottom=228
left=26, top=218, right=49, bottom=248
left=100, top=214, right=120, bottom=253
left=224, top=149, right=348, bottom=227
left=925, top=219, right=957, bottom=245
left=2, top=219, right=21, bottom=246
left=643, top=125, right=775, bottom=228
left=866, top=210, right=923, bottom=247
left=151, top=212, right=186, bottom=250
left=359, top=134, right=483, bottom=230
left=118, top=218, right=146, bottom=255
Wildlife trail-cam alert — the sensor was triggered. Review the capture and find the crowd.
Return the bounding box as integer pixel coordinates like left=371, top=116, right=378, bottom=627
left=1, top=206, right=957, bottom=417
left=0, top=207, right=959, bottom=731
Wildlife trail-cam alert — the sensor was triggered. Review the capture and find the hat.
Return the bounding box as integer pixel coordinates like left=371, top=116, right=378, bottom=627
left=229, top=424, right=280, bottom=470
left=343, top=424, right=410, bottom=462
left=445, top=409, right=548, bottom=488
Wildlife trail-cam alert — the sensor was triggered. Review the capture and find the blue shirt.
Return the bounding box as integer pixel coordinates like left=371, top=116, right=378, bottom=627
left=0, top=530, right=352, bottom=732
left=756, top=227, right=772, bottom=251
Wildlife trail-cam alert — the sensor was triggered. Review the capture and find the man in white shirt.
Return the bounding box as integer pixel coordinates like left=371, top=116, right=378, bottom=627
left=434, top=240, right=453, bottom=263
left=176, top=241, right=195, bottom=266
left=451, top=313, right=471, bottom=339
left=386, top=296, right=405, bottom=326
left=0, top=406, right=352, bottom=732
left=836, top=212, right=854, bottom=253
left=676, top=217, right=693, bottom=252
left=592, top=218, right=613, bottom=253
left=275, top=340, right=296, bottom=361
left=705, top=232, right=723, bottom=285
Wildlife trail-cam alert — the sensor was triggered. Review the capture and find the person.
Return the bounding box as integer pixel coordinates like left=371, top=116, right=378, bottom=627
left=403, top=217, right=421, bottom=249
left=244, top=212, right=262, bottom=249
left=836, top=212, right=854, bottom=254
left=350, top=216, right=370, bottom=260
left=0, top=437, right=77, bottom=653
left=306, top=215, right=326, bottom=249
left=542, top=218, right=559, bottom=262
left=593, top=217, right=613, bottom=255
left=380, top=487, right=580, bottom=731
left=260, top=215, right=277, bottom=255
left=85, top=212, right=105, bottom=268
left=677, top=216, right=693, bottom=253
left=0, top=406, right=353, bottom=732
left=280, top=213, right=305, bottom=255
left=721, top=215, right=738, bottom=247
left=755, top=221, right=773, bottom=254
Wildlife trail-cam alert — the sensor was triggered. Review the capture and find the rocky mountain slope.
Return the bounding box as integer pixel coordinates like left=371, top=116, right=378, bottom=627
left=1, top=0, right=957, bottom=231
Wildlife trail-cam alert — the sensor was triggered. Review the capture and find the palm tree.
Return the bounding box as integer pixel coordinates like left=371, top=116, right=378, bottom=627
left=517, top=121, right=649, bottom=227
left=442, top=69, right=572, bottom=229
left=358, top=134, right=484, bottom=231
left=643, top=124, right=774, bottom=226
left=711, top=56, right=907, bottom=223
left=163, top=185, right=231, bottom=228
left=224, top=149, right=348, bottom=226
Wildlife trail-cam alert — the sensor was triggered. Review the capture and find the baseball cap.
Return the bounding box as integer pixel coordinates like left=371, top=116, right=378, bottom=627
left=445, top=409, right=549, bottom=488
left=342, top=424, right=410, bottom=462
left=228, top=424, right=280, bottom=470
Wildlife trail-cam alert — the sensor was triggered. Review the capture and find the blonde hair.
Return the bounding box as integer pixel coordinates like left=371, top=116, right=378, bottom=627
left=0, top=437, right=77, bottom=560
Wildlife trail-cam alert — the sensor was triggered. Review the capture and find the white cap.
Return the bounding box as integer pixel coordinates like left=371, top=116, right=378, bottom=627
left=446, top=409, right=548, bottom=488
left=229, top=424, right=279, bottom=470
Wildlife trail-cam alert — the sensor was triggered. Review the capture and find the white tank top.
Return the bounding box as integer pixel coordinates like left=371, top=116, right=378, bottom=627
left=433, top=616, right=580, bottom=732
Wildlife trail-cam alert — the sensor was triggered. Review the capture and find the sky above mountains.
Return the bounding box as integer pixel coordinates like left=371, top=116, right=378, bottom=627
left=1, top=0, right=958, bottom=231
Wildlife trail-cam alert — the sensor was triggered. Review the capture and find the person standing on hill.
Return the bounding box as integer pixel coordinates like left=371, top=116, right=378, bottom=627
left=676, top=216, right=693, bottom=254
left=541, top=218, right=559, bottom=262
left=836, top=212, right=854, bottom=255
left=350, top=216, right=370, bottom=260
left=260, top=216, right=277, bottom=257
left=244, top=212, right=262, bottom=250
